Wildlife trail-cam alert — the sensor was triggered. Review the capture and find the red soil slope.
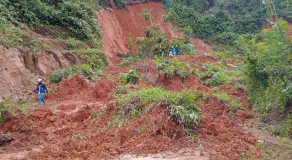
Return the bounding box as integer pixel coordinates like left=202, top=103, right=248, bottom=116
left=0, top=2, right=264, bottom=160
left=0, top=54, right=261, bottom=159
left=97, top=2, right=213, bottom=65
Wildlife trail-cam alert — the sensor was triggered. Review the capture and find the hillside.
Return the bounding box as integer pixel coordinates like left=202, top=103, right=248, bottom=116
left=97, top=2, right=213, bottom=64
left=1, top=1, right=292, bottom=160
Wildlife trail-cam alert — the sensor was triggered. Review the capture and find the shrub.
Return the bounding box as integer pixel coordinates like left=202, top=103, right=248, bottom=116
left=0, top=98, right=13, bottom=125
left=119, top=56, right=138, bottom=66
left=155, top=57, right=189, bottom=79
left=118, top=69, right=141, bottom=84
left=78, top=64, right=93, bottom=78
left=212, top=32, right=238, bottom=45
left=49, top=70, right=64, bottom=83
left=244, top=20, right=292, bottom=113
left=192, top=62, right=243, bottom=86
left=270, top=115, right=292, bottom=137
left=0, top=24, right=25, bottom=47
left=66, top=38, right=87, bottom=50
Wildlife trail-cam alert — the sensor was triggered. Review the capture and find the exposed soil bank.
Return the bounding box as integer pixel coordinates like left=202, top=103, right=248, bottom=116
left=97, top=2, right=213, bottom=65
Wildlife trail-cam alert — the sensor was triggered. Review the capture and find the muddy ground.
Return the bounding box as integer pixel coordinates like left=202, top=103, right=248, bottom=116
left=1, top=2, right=291, bottom=160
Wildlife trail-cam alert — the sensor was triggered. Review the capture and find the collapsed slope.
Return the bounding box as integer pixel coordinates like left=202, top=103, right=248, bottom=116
left=0, top=54, right=261, bottom=159
left=0, top=2, right=274, bottom=160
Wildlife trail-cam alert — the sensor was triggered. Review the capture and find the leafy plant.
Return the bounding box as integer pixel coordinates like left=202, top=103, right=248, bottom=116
left=66, top=38, right=86, bottom=50
left=244, top=20, right=292, bottom=113
left=0, top=98, right=14, bottom=125
left=78, top=64, right=93, bottom=78
left=155, top=57, right=189, bottom=79
left=191, top=62, right=243, bottom=86
left=164, top=0, right=266, bottom=42
left=142, top=9, right=153, bottom=24
left=118, top=69, right=141, bottom=84
left=49, top=70, right=64, bottom=83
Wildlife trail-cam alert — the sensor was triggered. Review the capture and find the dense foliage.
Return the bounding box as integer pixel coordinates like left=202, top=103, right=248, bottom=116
left=243, top=20, right=292, bottom=114
left=0, top=0, right=100, bottom=41
left=164, top=0, right=267, bottom=43
left=272, top=0, right=292, bottom=21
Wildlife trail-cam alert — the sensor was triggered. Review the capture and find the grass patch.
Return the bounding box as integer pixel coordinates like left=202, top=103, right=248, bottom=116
left=191, top=62, right=243, bottom=86
left=211, top=89, right=244, bottom=111
left=114, top=87, right=202, bottom=133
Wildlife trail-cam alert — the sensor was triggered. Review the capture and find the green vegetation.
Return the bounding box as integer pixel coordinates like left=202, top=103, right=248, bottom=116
left=0, top=0, right=100, bottom=41
left=115, top=87, right=202, bottom=132
left=137, top=9, right=196, bottom=58
left=164, top=0, right=266, bottom=44
left=243, top=20, right=292, bottom=114
left=0, top=97, right=25, bottom=125
left=155, top=57, right=189, bottom=79
left=211, top=90, right=244, bottom=111
left=270, top=115, right=292, bottom=137
left=49, top=51, right=106, bottom=83
left=136, top=24, right=170, bottom=58
left=191, top=62, right=243, bottom=87
left=0, top=0, right=106, bottom=82
left=119, top=55, right=139, bottom=66
left=0, top=99, right=11, bottom=125
left=118, top=69, right=141, bottom=84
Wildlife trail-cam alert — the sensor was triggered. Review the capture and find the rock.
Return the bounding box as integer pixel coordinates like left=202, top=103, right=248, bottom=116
left=151, top=153, right=163, bottom=158
left=0, top=134, right=13, bottom=146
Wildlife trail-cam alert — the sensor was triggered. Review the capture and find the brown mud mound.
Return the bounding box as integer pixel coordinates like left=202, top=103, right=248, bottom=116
left=219, top=84, right=252, bottom=110
left=0, top=52, right=263, bottom=159
left=157, top=74, right=210, bottom=92
left=199, top=96, right=260, bottom=159
left=47, top=76, right=90, bottom=101
left=92, top=76, right=115, bottom=101
left=47, top=76, right=115, bottom=102
left=0, top=101, right=200, bottom=159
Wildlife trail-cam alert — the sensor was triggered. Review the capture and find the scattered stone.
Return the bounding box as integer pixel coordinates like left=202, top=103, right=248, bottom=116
left=151, top=153, right=163, bottom=158
left=257, top=139, right=264, bottom=143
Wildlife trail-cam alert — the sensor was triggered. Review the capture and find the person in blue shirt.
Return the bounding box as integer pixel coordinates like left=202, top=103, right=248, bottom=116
left=32, top=78, right=48, bottom=105
left=175, top=45, right=180, bottom=55
left=169, top=46, right=176, bottom=57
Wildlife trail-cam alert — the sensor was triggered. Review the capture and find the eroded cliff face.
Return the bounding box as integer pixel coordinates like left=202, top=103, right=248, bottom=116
left=97, top=2, right=180, bottom=65
left=97, top=2, right=213, bottom=65
left=0, top=45, right=82, bottom=98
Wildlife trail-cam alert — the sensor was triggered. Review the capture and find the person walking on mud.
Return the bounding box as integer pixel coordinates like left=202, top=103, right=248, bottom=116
left=32, top=78, right=48, bottom=105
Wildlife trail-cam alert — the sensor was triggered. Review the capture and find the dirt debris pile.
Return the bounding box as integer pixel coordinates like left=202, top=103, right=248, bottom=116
left=0, top=2, right=265, bottom=160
